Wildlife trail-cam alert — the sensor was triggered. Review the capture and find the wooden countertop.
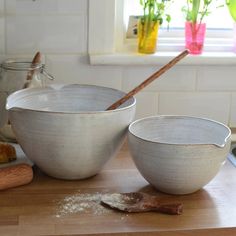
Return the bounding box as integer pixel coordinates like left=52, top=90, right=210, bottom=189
left=1, top=143, right=236, bottom=236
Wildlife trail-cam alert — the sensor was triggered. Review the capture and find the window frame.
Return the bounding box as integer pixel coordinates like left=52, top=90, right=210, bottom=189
left=88, top=0, right=117, bottom=54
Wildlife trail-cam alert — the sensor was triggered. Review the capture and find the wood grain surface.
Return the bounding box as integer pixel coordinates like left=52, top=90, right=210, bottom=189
left=0, top=143, right=236, bottom=236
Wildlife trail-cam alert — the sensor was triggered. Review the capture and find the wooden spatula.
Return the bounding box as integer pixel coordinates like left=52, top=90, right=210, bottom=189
left=101, top=192, right=183, bottom=215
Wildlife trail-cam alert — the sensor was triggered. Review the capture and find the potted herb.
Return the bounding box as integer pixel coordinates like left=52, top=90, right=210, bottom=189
left=138, top=0, right=172, bottom=54
left=182, top=0, right=220, bottom=54
left=226, top=0, right=236, bottom=52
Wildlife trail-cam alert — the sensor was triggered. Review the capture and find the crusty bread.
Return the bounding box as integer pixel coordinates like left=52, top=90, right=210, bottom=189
left=0, top=142, right=17, bottom=164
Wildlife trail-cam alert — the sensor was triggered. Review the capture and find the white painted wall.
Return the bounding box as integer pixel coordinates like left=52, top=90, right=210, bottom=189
left=0, top=0, right=236, bottom=126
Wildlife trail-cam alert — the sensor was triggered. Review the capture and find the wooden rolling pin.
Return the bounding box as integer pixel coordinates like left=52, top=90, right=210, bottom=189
left=0, top=164, right=33, bottom=190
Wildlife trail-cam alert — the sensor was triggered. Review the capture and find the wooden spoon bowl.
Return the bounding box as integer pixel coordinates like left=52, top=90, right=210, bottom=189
left=101, top=192, right=183, bottom=215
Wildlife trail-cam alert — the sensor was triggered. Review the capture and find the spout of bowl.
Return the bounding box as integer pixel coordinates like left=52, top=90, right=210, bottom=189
left=211, top=125, right=231, bottom=149
left=213, top=133, right=231, bottom=148
left=6, top=92, right=24, bottom=112
left=6, top=106, right=24, bottom=112
left=6, top=99, right=24, bottom=112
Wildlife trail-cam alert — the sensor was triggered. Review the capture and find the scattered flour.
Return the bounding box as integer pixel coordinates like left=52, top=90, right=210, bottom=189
left=55, top=192, right=111, bottom=218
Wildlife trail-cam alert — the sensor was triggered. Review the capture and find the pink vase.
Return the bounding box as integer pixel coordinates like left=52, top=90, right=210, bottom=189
left=185, top=22, right=206, bottom=55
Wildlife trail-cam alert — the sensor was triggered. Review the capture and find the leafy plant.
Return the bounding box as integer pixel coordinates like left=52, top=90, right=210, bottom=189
left=139, top=0, right=172, bottom=25
left=226, top=0, right=236, bottom=21
left=182, top=0, right=224, bottom=24
left=138, top=0, right=173, bottom=53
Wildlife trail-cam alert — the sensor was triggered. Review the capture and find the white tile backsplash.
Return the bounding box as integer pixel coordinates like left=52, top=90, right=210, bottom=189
left=158, top=92, right=231, bottom=124
left=134, top=92, right=158, bottom=119
left=197, top=66, right=236, bottom=91
left=5, top=0, right=87, bottom=15
left=6, top=14, right=87, bottom=54
left=0, top=0, right=4, bottom=14
left=46, top=55, right=123, bottom=89
left=1, top=0, right=236, bottom=127
left=230, top=93, right=236, bottom=127
left=0, top=0, right=4, bottom=54
left=122, top=66, right=197, bottom=92
left=0, top=16, right=4, bottom=54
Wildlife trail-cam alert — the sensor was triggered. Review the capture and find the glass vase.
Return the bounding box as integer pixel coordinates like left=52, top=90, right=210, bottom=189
left=185, top=22, right=206, bottom=55
left=138, top=19, right=159, bottom=54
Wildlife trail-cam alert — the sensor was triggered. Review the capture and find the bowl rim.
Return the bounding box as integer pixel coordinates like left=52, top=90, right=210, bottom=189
left=128, top=115, right=231, bottom=147
left=6, top=84, right=136, bottom=114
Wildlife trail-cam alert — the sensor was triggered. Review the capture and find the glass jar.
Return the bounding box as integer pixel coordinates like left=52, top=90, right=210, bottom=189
left=0, top=59, right=54, bottom=141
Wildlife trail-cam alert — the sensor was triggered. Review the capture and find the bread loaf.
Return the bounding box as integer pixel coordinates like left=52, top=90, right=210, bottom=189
left=0, top=164, right=33, bottom=190
left=0, top=142, right=17, bottom=164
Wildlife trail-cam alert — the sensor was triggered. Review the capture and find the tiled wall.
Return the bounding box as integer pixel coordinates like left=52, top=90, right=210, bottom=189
left=0, top=0, right=236, bottom=127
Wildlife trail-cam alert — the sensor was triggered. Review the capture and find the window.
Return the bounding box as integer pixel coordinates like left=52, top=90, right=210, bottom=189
left=89, top=0, right=236, bottom=65
left=123, top=0, right=234, bottom=52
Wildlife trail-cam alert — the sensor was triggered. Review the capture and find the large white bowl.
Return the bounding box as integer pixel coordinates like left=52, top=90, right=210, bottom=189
left=6, top=84, right=136, bottom=180
left=128, top=116, right=231, bottom=195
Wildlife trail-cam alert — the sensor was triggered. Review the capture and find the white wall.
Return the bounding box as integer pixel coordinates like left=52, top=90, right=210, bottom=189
left=0, top=0, right=236, bottom=127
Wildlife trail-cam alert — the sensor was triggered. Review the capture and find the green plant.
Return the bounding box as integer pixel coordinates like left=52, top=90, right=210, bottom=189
left=139, top=0, right=172, bottom=26
left=138, top=0, right=173, bottom=53
left=182, top=0, right=224, bottom=24
left=226, top=0, right=236, bottom=21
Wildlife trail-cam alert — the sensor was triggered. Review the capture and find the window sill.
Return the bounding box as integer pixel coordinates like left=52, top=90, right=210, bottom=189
left=90, top=51, right=236, bottom=66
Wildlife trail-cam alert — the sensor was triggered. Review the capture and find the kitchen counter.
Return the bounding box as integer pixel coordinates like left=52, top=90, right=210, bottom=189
left=1, top=143, right=236, bottom=236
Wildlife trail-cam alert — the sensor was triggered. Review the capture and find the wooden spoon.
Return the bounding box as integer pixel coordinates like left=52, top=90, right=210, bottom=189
left=24, top=51, right=41, bottom=88
left=101, top=192, right=183, bottom=215
left=106, top=50, right=189, bottom=110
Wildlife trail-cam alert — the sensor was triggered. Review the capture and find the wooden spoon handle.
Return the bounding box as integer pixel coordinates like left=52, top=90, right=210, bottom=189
left=23, top=52, right=41, bottom=89
left=153, top=203, right=183, bottom=215
left=26, top=51, right=41, bottom=81
left=106, top=50, right=189, bottom=111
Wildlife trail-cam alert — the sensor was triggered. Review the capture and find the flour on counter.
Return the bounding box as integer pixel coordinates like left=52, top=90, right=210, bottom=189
left=55, top=192, right=111, bottom=218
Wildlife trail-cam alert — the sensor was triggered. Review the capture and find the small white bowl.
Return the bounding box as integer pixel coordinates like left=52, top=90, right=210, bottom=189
left=128, top=116, right=231, bottom=195
left=6, top=84, right=136, bottom=180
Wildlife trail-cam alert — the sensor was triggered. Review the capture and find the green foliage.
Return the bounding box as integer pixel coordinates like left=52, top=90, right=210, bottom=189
left=182, top=0, right=224, bottom=24
left=226, top=0, right=236, bottom=21
left=139, top=0, right=173, bottom=25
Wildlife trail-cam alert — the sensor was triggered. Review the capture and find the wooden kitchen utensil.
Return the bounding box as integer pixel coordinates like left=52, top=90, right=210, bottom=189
left=0, top=164, right=33, bottom=190
left=101, top=192, right=183, bottom=215
left=106, top=49, right=189, bottom=110
left=24, top=51, right=41, bottom=88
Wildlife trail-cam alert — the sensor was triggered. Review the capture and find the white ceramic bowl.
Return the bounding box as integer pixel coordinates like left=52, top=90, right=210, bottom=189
left=128, top=116, right=231, bottom=195
left=6, top=84, right=136, bottom=180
